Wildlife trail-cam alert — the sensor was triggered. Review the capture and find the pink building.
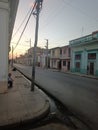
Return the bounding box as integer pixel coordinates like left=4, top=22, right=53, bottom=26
left=60, top=45, right=70, bottom=72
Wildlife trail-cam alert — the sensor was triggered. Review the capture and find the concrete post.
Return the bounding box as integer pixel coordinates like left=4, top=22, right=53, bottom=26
left=0, top=1, right=9, bottom=93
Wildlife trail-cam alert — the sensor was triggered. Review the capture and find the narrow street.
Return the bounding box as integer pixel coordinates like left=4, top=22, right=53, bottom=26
left=14, top=64, right=98, bottom=130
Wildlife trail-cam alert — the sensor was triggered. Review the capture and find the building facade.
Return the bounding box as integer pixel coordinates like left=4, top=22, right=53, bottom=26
left=0, top=0, right=19, bottom=93
left=60, top=45, right=70, bottom=72
left=16, top=47, right=46, bottom=67
left=70, top=31, right=98, bottom=76
left=50, top=47, right=61, bottom=69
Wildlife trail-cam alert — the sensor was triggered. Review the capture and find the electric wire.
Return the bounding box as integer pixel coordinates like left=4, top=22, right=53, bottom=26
left=12, top=7, right=32, bottom=39
left=40, top=1, right=65, bottom=31
left=13, top=0, right=37, bottom=52
left=11, top=42, right=30, bottom=47
left=39, top=0, right=98, bottom=45
left=62, top=0, right=98, bottom=22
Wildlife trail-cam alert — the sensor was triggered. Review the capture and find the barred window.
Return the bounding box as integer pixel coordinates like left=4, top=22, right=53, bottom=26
left=88, top=53, right=96, bottom=59
left=75, top=54, right=81, bottom=60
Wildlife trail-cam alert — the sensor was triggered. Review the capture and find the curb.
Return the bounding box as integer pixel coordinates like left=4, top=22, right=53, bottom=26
left=65, top=72, right=98, bottom=80
left=0, top=101, right=50, bottom=130
left=14, top=66, right=93, bottom=130
left=49, top=68, right=98, bottom=80
left=0, top=69, right=50, bottom=130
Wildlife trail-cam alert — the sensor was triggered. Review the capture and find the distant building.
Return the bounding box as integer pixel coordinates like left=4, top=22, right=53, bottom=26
left=0, top=0, right=19, bottom=93
left=16, top=47, right=47, bottom=67
left=60, top=45, right=70, bottom=72
left=40, top=49, right=48, bottom=68
left=69, top=31, right=98, bottom=76
left=50, top=47, right=61, bottom=69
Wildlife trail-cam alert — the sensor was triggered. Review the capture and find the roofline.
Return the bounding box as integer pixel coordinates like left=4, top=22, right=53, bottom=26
left=69, top=34, right=92, bottom=42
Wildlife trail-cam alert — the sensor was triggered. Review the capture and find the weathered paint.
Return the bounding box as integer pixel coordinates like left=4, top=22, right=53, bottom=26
left=0, top=0, right=19, bottom=93
left=70, top=32, right=98, bottom=76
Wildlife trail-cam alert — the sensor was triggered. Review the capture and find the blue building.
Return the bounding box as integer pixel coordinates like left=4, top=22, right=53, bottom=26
left=69, top=31, right=98, bottom=76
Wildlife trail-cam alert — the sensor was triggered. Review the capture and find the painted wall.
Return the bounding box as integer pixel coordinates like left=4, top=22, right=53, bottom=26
left=0, top=1, right=9, bottom=93
left=50, top=48, right=60, bottom=58
left=50, top=48, right=60, bottom=69
left=60, top=46, right=70, bottom=72
left=70, top=42, right=98, bottom=76
left=61, top=60, right=68, bottom=71
left=0, top=0, right=19, bottom=93
left=50, top=59, right=60, bottom=69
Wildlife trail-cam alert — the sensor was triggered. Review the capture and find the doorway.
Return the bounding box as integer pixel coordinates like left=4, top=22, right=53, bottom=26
left=89, top=62, right=94, bottom=75
left=68, top=61, right=70, bottom=70
left=58, top=60, right=61, bottom=70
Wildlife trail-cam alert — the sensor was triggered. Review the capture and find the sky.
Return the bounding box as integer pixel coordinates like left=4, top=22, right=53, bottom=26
left=11, top=0, right=98, bottom=57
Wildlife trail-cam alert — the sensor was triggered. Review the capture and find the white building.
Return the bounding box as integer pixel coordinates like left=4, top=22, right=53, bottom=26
left=0, top=0, right=19, bottom=93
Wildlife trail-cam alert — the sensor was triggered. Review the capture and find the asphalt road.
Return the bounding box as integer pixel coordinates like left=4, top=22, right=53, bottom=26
left=14, top=64, right=98, bottom=130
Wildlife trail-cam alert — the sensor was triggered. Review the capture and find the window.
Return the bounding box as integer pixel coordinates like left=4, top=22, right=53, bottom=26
left=75, top=54, right=81, bottom=60
left=88, top=53, right=96, bottom=59
left=63, top=61, right=66, bottom=66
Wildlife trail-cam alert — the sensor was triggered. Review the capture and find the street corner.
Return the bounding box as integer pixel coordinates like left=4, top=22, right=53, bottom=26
left=0, top=69, right=50, bottom=129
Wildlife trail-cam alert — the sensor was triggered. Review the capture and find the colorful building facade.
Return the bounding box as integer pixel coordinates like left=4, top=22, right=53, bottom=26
left=70, top=31, right=98, bottom=76
left=60, top=45, right=70, bottom=72
left=50, top=47, right=61, bottom=69
left=50, top=46, right=71, bottom=71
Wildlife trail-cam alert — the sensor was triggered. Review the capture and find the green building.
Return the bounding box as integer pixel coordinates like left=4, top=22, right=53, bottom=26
left=70, top=31, right=98, bottom=76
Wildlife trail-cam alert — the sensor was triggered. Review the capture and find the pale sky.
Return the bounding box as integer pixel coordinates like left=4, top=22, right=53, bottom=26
left=11, top=0, right=98, bottom=57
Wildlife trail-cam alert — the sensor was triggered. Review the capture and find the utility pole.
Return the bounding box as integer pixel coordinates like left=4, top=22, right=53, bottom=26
left=45, top=39, right=48, bottom=69
left=31, top=0, right=43, bottom=91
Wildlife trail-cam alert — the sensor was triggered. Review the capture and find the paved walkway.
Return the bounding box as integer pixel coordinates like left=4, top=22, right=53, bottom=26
left=65, top=71, right=98, bottom=80
left=45, top=68, right=98, bottom=80
left=0, top=68, right=49, bottom=129
left=0, top=68, right=73, bottom=130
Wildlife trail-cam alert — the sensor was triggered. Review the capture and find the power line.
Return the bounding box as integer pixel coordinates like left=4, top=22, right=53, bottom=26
left=12, top=7, right=32, bottom=39
left=39, top=0, right=98, bottom=38
left=12, top=43, right=30, bottom=47
left=61, top=0, right=98, bottom=22
left=13, top=0, right=37, bottom=52
left=40, top=1, right=65, bottom=31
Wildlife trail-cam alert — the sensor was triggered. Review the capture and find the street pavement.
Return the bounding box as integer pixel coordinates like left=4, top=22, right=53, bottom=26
left=0, top=68, right=73, bottom=130
left=14, top=64, right=98, bottom=130
left=0, top=68, right=49, bottom=129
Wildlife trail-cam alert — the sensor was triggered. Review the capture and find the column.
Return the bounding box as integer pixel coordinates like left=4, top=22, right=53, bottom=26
left=70, top=49, right=75, bottom=72
left=96, top=50, right=98, bottom=76
left=0, top=1, right=9, bottom=93
left=82, top=49, right=87, bottom=74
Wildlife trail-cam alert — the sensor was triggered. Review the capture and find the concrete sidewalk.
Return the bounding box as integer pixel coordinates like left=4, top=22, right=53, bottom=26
left=0, top=68, right=49, bottom=129
left=65, top=71, right=98, bottom=80
left=45, top=67, right=98, bottom=80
